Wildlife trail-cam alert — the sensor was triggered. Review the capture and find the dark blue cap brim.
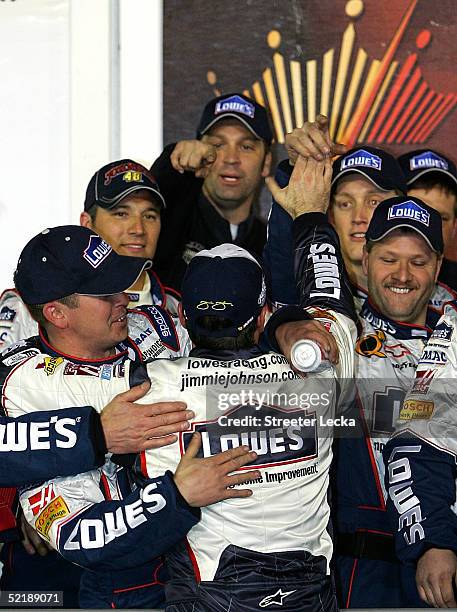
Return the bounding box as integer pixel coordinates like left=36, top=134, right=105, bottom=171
left=331, top=168, right=403, bottom=193
left=367, top=224, right=442, bottom=254
left=407, top=168, right=457, bottom=189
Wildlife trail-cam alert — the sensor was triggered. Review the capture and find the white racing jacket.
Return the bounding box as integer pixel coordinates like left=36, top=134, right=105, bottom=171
left=333, top=299, right=437, bottom=536
left=138, top=306, right=355, bottom=585
left=13, top=209, right=355, bottom=579
left=15, top=211, right=357, bottom=608
left=14, top=308, right=354, bottom=580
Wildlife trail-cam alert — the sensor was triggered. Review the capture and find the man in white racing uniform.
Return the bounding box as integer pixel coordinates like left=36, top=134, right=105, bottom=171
left=269, top=163, right=445, bottom=607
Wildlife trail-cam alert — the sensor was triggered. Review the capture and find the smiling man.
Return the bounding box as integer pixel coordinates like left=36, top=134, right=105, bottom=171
left=81, top=159, right=180, bottom=312
left=0, top=159, right=180, bottom=349
left=150, top=93, right=273, bottom=291
left=0, top=162, right=184, bottom=605
left=363, top=196, right=442, bottom=326
left=332, top=196, right=443, bottom=608
left=269, top=171, right=445, bottom=607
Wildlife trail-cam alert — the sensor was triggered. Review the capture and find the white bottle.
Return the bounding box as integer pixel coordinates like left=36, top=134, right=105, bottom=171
left=290, top=339, right=331, bottom=373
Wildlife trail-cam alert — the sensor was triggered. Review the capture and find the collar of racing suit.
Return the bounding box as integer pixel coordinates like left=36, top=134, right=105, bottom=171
left=189, top=345, right=265, bottom=360
left=125, top=267, right=165, bottom=306
left=360, top=298, right=439, bottom=341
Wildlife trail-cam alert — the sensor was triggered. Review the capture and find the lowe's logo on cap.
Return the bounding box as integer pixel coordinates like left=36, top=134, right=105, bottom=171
left=214, top=95, right=255, bottom=118
left=83, top=235, right=112, bottom=268
left=387, top=200, right=430, bottom=226
left=410, top=151, right=449, bottom=171
left=340, top=149, right=382, bottom=171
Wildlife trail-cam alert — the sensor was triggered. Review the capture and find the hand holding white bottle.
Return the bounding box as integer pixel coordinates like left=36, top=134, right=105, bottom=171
left=290, top=339, right=332, bottom=373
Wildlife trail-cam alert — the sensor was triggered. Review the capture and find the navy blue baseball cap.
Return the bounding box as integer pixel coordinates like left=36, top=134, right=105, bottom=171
left=84, top=159, right=166, bottom=212
left=397, top=149, right=457, bottom=189
left=332, top=146, right=407, bottom=193
left=365, top=196, right=443, bottom=254
left=197, top=93, right=273, bottom=145
left=14, top=225, right=152, bottom=304
left=181, top=244, right=267, bottom=338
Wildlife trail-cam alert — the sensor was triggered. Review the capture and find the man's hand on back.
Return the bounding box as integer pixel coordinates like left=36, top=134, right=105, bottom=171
left=101, top=382, right=194, bottom=454
left=174, top=432, right=260, bottom=507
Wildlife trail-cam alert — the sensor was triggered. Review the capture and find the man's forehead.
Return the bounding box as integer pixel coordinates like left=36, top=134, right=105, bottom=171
left=204, top=118, right=260, bottom=140
left=112, top=191, right=162, bottom=210
left=369, top=229, right=434, bottom=255
left=334, top=173, right=392, bottom=195
left=408, top=185, right=457, bottom=209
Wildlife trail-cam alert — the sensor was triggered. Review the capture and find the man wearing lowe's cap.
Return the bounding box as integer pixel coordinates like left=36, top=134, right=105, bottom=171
left=15, top=227, right=150, bottom=309
left=5, top=225, right=259, bottom=608
left=332, top=196, right=443, bottom=608
left=398, top=148, right=457, bottom=297
left=0, top=221, right=194, bottom=607
left=0, top=160, right=191, bottom=605
left=271, top=165, right=445, bottom=607
left=265, top=115, right=454, bottom=313
left=362, top=196, right=443, bottom=327
left=264, top=138, right=407, bottom=308
left=150, top=92, right=273, bottom=291
left=329, top=146, right=406, bottom=292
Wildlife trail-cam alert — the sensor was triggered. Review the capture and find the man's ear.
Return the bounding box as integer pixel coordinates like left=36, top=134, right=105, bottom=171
left=256, top=304, right=271, bottom=333
left=178, top=303, right=187, bottom=329
left=362, top=246, right=369, bottom=277
left=261, top=151, right=273, bottom=178
left=80, top=212, right=92, bottom=228
left=42, top=302, right=69, bottom=330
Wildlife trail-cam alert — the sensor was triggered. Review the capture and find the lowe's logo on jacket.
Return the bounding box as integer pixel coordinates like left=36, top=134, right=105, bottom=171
left=0, top=417, right=78, bottom=451
left=63, top=483, right=166, bottom=551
